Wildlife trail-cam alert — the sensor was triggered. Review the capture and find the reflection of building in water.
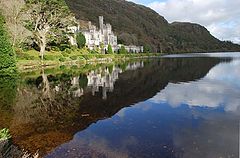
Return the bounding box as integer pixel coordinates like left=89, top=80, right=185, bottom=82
left=87, top=66, right=122, bottom=99
left=126, top=61, right=144, bottom=70
left=69, top=77, right=84, bottom=98
left=54, top=62, right=144, bottom=99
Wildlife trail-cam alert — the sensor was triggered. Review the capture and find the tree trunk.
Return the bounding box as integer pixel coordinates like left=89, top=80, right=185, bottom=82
left=40, top=43, right=45, bottom=61
left=39, top=35, right=46, bottom=61
left=41, top=70, right=51, bottom=99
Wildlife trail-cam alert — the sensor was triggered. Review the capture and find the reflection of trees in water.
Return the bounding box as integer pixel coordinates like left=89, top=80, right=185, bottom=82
left=12, top=62, right=144, bottom=125
left=41, top=70, right=55, bottom=110
left=8, top=70, right=88, bottom=155
left=0, top=73, right=17, bottom=109
left=6, top=62, right=147, bottom=154
left=3, top=71, right=93, bottom=153
left=22, top=72, right=82, bottom=121
left=0, top=73, right=17, bottom=128
left=1, top=58, right=223, bottom=156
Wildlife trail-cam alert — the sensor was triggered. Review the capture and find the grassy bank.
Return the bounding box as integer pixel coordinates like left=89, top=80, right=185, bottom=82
left=17, top=49, right=162, bottom=71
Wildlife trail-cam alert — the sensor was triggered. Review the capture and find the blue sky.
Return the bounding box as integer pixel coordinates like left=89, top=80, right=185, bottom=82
left=128, top=0, right=240, bottom=44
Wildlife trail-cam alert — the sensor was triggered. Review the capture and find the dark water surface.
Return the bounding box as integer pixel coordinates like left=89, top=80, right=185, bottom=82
left=1, top=53, right=240, bottom=158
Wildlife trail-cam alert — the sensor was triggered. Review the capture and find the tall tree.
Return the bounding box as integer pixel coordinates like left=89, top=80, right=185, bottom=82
left=0, top=12, right=16, bottom=71
left=0, top=0, right=28, bottom=47
left=107, top=44, right=113, bottom=54
left=23, top=0, right=75, bottom=60
left=76, top=32, right=86, bottom=48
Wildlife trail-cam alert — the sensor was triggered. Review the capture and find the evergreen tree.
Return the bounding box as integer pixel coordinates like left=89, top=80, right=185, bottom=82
left=107, top=44, right=113, bottom=54
left=76, top=32, right=86, bottom=48
left=0, top=13, right=16, bottom=71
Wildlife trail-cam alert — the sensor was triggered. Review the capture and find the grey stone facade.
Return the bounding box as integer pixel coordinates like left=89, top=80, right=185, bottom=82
left=69, top=16, right=143, bottom=53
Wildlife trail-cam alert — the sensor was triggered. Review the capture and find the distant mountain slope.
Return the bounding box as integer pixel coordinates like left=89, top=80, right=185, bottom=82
left=65, top=0, right=240, bottom=53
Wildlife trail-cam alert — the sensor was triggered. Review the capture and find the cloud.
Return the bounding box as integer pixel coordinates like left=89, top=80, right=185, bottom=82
left=150, top=60, right=240, bottom=112
left=147, top=0, right=240, bottom=43
left=128, top=0, right=240, bottom=44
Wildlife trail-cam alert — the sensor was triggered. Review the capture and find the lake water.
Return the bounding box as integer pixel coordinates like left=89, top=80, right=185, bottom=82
left=1, top=52, right=240, bottom=158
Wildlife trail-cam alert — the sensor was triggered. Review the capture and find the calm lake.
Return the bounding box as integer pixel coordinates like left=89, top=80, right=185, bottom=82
left=1, top=52, right=240, bottom=158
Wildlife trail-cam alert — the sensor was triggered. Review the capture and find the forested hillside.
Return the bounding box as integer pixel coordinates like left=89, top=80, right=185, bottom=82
left=65, top=0, right=240, bottom=53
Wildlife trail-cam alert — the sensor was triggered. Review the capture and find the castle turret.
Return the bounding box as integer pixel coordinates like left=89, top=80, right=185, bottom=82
left=88, top=21, right=92, bottom=30
left=99, top=16, right=104, bottom=33
left=106, top=23, right=112, bottom=34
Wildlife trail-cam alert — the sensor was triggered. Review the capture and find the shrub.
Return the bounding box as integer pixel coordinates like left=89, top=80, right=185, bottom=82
left=71, top=65, right=78, bottom=69
left=70, top=55, right=78, bottom=60
left=90, top=50, right=98, bottom=54
left=60, top=44, right=71, bottom=51
left=0, top=128, right=11, bottom=140
left=78, top=56, right=85, bottom=60
left=60, top=65, right=66, bottom=69
left=51, top=46, right=60, bottom=51
left=64, top=48, right=72, bottom=54
left=71, top=45, right=78, bottom=50
left=59, top=57, right=66, bottom=62
left=143, top=44, right=152, bottom=53
left=62, top=52, right=69, bottom=57
left=119, top=46, right=127, bottom=54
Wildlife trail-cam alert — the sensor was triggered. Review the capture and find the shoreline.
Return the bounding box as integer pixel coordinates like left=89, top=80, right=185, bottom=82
left=17, top=53, right=162, bottom=72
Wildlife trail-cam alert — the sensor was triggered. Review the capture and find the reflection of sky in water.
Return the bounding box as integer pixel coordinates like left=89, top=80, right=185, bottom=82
left=46, top=57, right=240, bottom=158
left=163, top=52, right=240, bottom=58
left=151, top=59, right=240, bottom=113
left=206, top=60, right=240, bottom=88
left=46, top=100, right=238, bottom=158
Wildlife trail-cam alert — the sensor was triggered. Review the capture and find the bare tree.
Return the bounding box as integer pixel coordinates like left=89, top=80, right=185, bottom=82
left=23, top=0, right=75, bottom=60
left=0, top=0, right=29, bottom=47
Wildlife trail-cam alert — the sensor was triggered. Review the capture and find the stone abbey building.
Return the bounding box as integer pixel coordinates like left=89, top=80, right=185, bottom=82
left=82, top=16, right=118, bottom=52
left=69, top=16, right=143, bottom=53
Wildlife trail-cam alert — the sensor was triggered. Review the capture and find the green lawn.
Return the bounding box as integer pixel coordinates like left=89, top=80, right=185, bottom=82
left=16, top=49, right=162, bottom=71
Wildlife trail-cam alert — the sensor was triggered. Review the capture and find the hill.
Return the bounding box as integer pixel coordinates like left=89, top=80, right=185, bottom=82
left=65, top=0, right=240, bottom=53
